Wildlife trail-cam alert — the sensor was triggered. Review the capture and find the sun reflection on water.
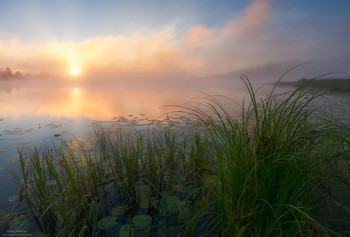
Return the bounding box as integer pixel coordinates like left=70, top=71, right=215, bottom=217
left=0, top=79, right=244, bottom=120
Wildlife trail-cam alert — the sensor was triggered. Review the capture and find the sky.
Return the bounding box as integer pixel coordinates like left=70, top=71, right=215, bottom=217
left=0, top=0, right=349, bottom=80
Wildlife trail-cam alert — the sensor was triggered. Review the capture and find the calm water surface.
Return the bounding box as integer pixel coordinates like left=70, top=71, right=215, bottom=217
left=1, top=77, right=350, bottom=213
left=0, top=77, right=248, bottom=212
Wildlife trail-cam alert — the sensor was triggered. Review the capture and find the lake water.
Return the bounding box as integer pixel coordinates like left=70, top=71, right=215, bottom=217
left=1, top=76, right=350, bottom=214
left=0, top=76, right=248, bottom=212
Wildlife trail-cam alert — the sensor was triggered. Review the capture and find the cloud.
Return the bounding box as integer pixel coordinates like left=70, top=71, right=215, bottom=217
left=0, top=0, right=348, bottom=81
left=181, top=0, right=272, bottom=74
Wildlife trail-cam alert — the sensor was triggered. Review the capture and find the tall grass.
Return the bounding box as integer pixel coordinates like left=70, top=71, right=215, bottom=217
left=2, top=77, right=350, bottom=236
left=178, top=76, right=350, bottom=236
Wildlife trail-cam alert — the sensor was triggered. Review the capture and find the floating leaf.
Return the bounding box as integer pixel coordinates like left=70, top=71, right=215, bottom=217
left=96, top=216, right=118, bottom=230
left=9, top=215, right=30, bottom=231
left=132, top=214, right=152, bottom=227
left=8, top=195, right=19, bottom=202
left=119, top=224, right=134, bottom=237
left=45, top=123, right=62, bottom=128
left=24, top=128, right=34, bottom=133
left=23, top=144, right=36, bottom=149
left=8, top=142, right=31, bottom=147
left=0, top=166, right=3, bottom=171
left=112, top=205, right=127, bottom=216
left=160, top=195, right=181, bottom=213
left=175, top=184, right=184, bottom=193
left=139, top=198, right=149, bottom=209
left=0, top=147, right=10, bottom=152
left=46, top=180, right=57, bottom=186
left=8, top=137, right=25, bottom=141
left=7, top=155, right=20, bottom=163
left=140, top=196, right=159, bottom=209
left=167, top=196, right=180, bottom=213
left=54, top=134, right=61, bottom=137
left=160, top=191, right=169, bottom=198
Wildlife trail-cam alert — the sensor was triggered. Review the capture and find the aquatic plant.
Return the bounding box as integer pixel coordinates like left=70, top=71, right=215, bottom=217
left=178, top=76, right=350, bottom=236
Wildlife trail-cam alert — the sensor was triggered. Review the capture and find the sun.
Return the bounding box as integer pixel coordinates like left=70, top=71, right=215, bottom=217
left=70, top=66, right=80, bottom=76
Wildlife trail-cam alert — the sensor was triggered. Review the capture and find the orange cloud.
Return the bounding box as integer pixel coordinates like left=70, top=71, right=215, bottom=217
left=184, top=24, right=218, bottom=47
left=238, top=0, right=270, bottom=35
left=0, top=0, right=274, bottom=79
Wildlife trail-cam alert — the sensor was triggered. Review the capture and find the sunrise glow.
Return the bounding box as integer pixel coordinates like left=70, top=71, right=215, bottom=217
left=70, top=66, right=80, bottom=76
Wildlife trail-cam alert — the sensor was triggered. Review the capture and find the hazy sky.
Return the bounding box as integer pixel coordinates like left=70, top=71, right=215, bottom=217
left=0, top=0, right=349, bottom=79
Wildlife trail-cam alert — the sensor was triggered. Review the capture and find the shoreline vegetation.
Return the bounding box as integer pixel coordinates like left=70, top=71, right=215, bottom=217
left=279, top=78, right=350, bottom=93
left=1, top=77, right=350, bottom=236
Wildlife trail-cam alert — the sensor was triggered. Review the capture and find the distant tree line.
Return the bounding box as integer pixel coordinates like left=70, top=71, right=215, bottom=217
left=0, top=67, right=23, bottom=80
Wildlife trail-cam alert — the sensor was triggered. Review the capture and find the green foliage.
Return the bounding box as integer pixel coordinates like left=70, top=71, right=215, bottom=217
left=9, top=215, right=30, bottom=231
left=96, top=217, right=118, bottom=230
left=119, top=224, right=134, bottom=237
left=160, top=193, right=181, bottom=214
left=132, top=214, right=152, bottom=227
left=178, top=76, right=350, bottom=236
left=111, top=205, right=127, bottom=216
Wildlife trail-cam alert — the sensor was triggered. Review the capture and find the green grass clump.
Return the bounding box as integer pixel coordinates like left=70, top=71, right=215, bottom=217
left=178, top=77, right=350, bottom=236
left=2, top=77, right=350, bottom=236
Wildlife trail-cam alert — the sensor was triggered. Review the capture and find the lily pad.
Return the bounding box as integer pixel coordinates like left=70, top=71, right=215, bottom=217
left=119, top=224, right=134, bottom=237
left=8, top=195, right=19, bottom=202
left=140, top=196, right=159, bottom=209
left=175, top=184, right=184, bottom=193
left=8, top=137, right=25, bottom=141
left=46, top=180, right=57, bottom=186
left=167, top=196, right=180, bottom=212
left=132, top=214, right=152, bottom=227
left=24, top=128, right=34, bottom=133
left=8, top=142, right=31, bottom=147
left=112, top=205, right=127, bottom=216
left=96, top=216, right=118, bottom=230
left=9, top=215, right=30, bottom=231
left=0, top=147, right=10, bottom=152
left=7, top=155, right=20, bottom=163
left=160, top=195, right=181, bottom=213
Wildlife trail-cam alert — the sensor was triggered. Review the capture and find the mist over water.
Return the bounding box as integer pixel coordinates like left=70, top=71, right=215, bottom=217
left=0, top=76, right=249, bottom=120
left=0, top=75, right=249, bottom=212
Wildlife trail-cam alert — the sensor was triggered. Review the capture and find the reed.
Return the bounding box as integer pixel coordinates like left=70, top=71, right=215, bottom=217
left=179, top=76, right=350, bottom=236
